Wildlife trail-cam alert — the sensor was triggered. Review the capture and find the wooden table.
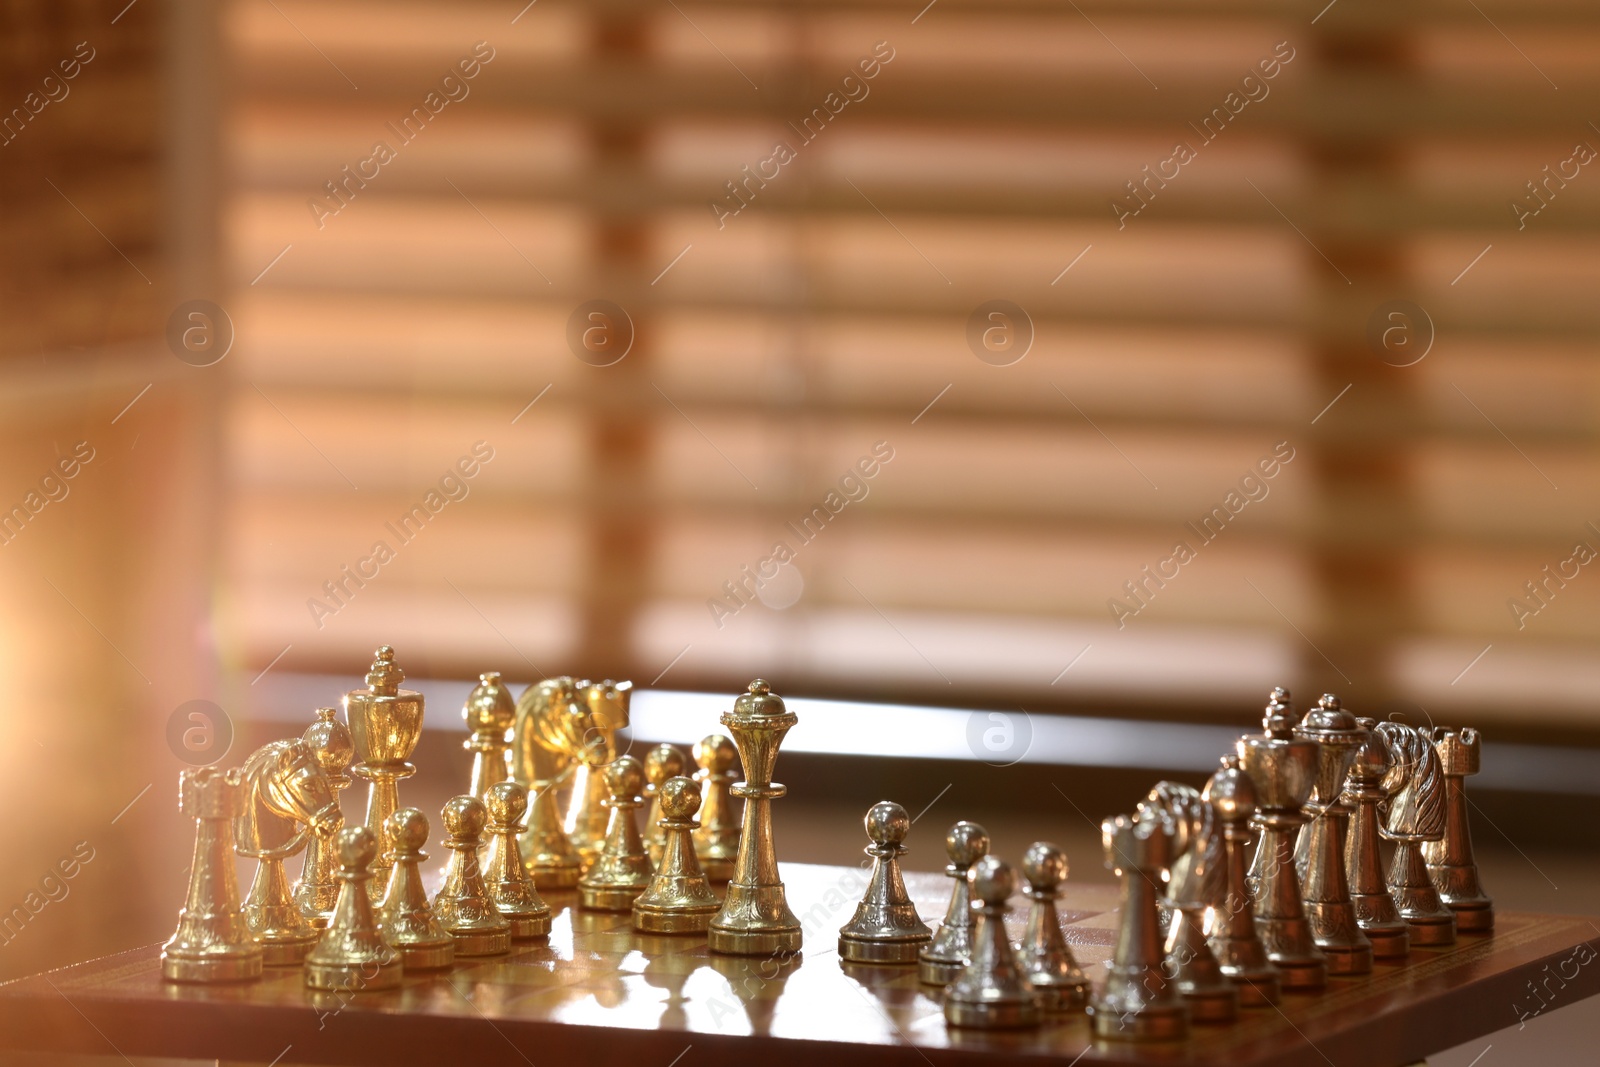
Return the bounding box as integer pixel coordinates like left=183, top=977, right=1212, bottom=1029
left=0, top=863, right=1595, bottom=1066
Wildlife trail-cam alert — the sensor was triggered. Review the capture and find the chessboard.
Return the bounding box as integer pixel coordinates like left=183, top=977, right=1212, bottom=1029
left=0, top=863, right=1595, bottom=1067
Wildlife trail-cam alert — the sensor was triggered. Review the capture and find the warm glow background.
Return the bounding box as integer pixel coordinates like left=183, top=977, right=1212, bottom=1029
left=3, top=0, right=1599, bottom=1012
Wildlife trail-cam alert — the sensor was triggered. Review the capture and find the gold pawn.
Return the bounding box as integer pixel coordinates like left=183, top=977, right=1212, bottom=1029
left=305, top=827, right=403, bottom=991
left=484, top=781, right=553, bottom=938
left=433, top=795, right=512, bottom=956
left=633, top=776, right=721, bottom=933
left=692, top=734, right=740, bottom=883
left=643, top=743, right=686, bottom=866
left=162, top=768, right=263, bottom=983
left=377, top=808, right=455, bottom=970
left=579, top=755, right=655, bottom=911
left=295, top=708, right=353, bottom=927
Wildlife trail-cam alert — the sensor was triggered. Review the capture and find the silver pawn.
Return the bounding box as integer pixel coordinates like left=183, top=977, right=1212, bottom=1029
left=918, top=821, right=989, bottom=985
left=943, top=856, right=1039, bottom=1030
left=1018, top=842, right=1089, bottom=1013
left=839, top=801, right=931, bottom=964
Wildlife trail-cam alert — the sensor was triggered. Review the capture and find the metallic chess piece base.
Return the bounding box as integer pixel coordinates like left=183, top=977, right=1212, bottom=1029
left=258, top=934, right=320, bottom=966
left=946, top=997, right=1040, bottom=1030
left=1361, top=922, right=1411, bottom=959
left=1221, top=965, right=1280, bottom=1007
left=580, top=883, right=648, bottom=912
left=305, top=956, right=403, bottom=992
left=1266, top=952, right=1327, bottom=991
left=531, top=862, right=583, bottom=890
left=1319, top=936, right=1373, bottom=976
left=1451, top=901, right=1494, bottom=934
left=1256, top=917, right=1327, bottom=991
left=161, top=953, right=263, bottom=984
left=508, top=914, right=553, bottom=939
left=1179, top=984, right=1237, bottom=1023
left=1404, top=912, right=1457, bottom=946
left=918, top=956, right=964, bottom=985
left=1088, top=1000, right=1187, bottom=1041
left=839, top=934, right=926, bottom=964
left=394, top=939, right=455, bottom=970
left=634, top=901, right=719, bottom=934
left=708, top=922, right=803, bottom=957
left=1306, top=903, right=1373, bottom=976
left=1034, top=978, right=1090, bottom=1014
left=450, top=928, right=513, bottom=956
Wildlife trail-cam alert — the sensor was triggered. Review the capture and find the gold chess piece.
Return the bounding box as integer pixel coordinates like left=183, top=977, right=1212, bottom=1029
left=839, top=801, right=931, bottom=964
left=1237, top=687, right=1327, bottom=991
left=708, top=680, right=803, bottom=956
left=1139, top=783, right=1236, bottom=1023
left=377, top=808, right=455, bottom=970
left=943, top=855, right=1039, bottom=1029
left=1090, top=811, right=1188, bottom=1041
left=464, top=672, right=515, bottom=799
left=1205, top=754, right=1280, bottom=1006
left=484, top=781, right=552, bottom=938
left=162, top=768, right=263, bottom=983
left=579, top=755, right=655, bottom=910
left=1377, top=721, right=1456, bottom=946
left=510, top=677, right=598, bottom=888
left=237, top=738, right=341, bottom=965
left=433, top=795, right=512, bottom=955
left=692, top=733, right=740, bottom=882
left=1343, top=718, right=1410, bottom=959
left=1424, top=726, right=1494, bottom=933
left=1018, top=842, right=1089, bottom=1013
left=644, top=743, right=687, bottom=865
left=918, top=820, right=989, bottom=985
left=1295, top=695, right=1373, bottom=976
left=633, top=775, right=722, bottom=933
left=305, top=826, right=403, bottom=991
left=345, top=646, right=424, bottom=897
left=295, top=707, right=353, bottom=928
left=565, top=680, right=634, bottom=868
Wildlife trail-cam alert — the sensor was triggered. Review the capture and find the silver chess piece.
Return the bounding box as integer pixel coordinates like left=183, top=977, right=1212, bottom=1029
left=1017, top=842, right=1089, bottom=1013
left=838, top=801, right=931, bottom=964
left=919, top=821, right=989, bottom=985
left=1206, top=754, right=1280, bottom=1006
left=1090, top=811, right=1187, bottom=1040
left=1140, top=783, right=1235, bottom=1023
left=1238, top=687, right=1327, bottom=991
left=1343, top=717, right=1410, bottom=959
left=1376, top=721, right=1455, bottom=946
left=1295, top=695, right=1373, bottom=976
left=943, top=856, right=1039, bottom=1030
left=1424, top=727, right=1494, bottom=933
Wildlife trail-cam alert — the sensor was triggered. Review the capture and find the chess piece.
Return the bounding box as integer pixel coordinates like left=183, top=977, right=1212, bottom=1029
left=1089, top=811, right=1188, bottom=1041
left=692, top=734, right=740, bottom=882
left=433, top=795, right=512, bottom=955
left=1237, top=688, right=1326, bottom=991
left=918, top=821, right=989, bottom=985
left=1377, top=722, right=1456, bottom=946
left=579, top=755, right=655, bottom=910
left=1017, top=842, right=1089, bottom=1012
left=464, top=672, right=515, bottom=799
left=709, top=680, right=803, bottom=956
left=1206, top=755, right=1280, bottom=1006
left=295, top=708, right=353, bottom=928
left=1139, top=783, right=1235, bottom=1023
left=1342, top=718, right=1410, bottom=959
left=839, top=801, right=932, bottom=963
left=305, top=826, right=403, bottom=991
left=943, top=856, right=1039, bottom=1029
left=376, top=808, right=455, bottom=970
left=644, top=743, right=687, bottom=865
left=633, top=775, right=721, bottom=933
left=236, top=738, right=341, bottom=965
left=1424, top=727, right=1494, bottom=933
left=162, top=768, right=264, bottom=982
left=483, top=781, right=552, bottom=938
left=564, top=680, right=634, bottom=868
left=510, top=677, right=593, bottom=888
left=1294, top=695, right=1372, bottom=976
left=345, top=646, right=424, bottom=896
